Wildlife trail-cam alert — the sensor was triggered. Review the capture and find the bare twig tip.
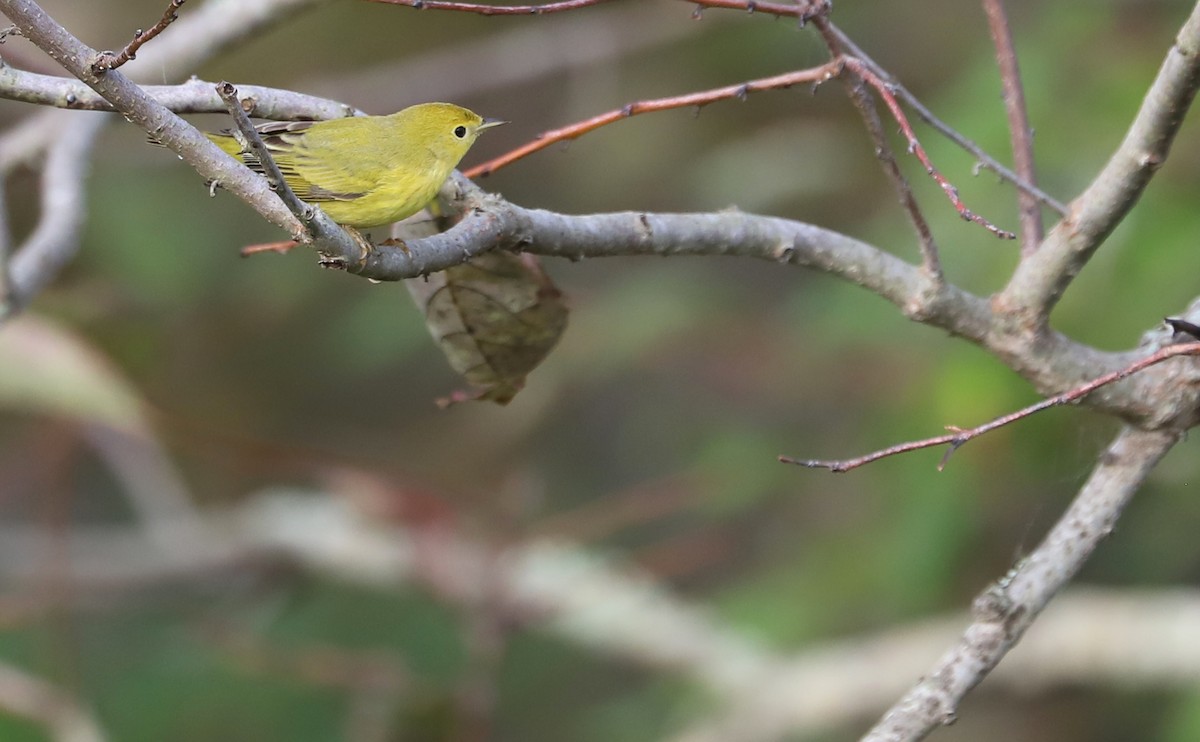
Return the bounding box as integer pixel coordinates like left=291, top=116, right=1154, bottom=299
left=94, top=0, right=188, bottom=72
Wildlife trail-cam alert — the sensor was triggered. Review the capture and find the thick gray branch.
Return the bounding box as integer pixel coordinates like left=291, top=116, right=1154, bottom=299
left=861, top=426, right=1180, bottom=742
left=0, top=0, right=341, bottom=313
left=369, top=180, right=990, bottom=340
left=371, top=178, right=1200, bottom=428
left=998, top=2, right=1200, bottom=325
left=0, top=0, right=302, bottom=237
left=0, top=65, right=360, bottom=119
left=0, top=0, right=366, bottom=268
left=0, top=0, right=331, bottom=167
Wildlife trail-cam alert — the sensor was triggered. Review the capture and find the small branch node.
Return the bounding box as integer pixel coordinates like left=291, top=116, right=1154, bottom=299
left=92, top=0, right=187, bottom=73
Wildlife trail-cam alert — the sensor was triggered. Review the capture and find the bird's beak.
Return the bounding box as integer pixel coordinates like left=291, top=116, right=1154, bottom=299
left=478, top=118, right=509, bottom=131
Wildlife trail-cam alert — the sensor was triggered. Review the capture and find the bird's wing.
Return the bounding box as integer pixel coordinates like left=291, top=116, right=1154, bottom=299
left=253, top=119, right=383, bottom=203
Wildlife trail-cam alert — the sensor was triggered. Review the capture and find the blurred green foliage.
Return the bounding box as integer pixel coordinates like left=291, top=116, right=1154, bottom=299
left=1, top=0, right=1200, bottom=740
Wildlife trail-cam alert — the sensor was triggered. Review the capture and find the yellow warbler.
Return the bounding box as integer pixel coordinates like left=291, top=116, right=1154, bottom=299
left=208, top=102, right=505, bottom=228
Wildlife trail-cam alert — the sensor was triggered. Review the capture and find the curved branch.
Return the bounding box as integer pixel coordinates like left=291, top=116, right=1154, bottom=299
left=0, top=661, right=106, bottom=742
left=356, top=176, right=992, bottom=341
left=3, top=112, right=106, bottom=314
left=861, top=426, right=1180, bottom=742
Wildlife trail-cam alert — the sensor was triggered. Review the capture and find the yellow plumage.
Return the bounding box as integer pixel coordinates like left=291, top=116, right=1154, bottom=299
left=207, top=102, right=504, bottom=228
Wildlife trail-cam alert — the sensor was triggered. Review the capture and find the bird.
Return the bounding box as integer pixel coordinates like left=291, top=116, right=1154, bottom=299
left=206, top=102, right=506, bottom=228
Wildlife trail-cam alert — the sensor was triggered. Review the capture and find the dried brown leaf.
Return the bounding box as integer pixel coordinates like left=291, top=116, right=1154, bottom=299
left=406, top=249, right=568, bottom=405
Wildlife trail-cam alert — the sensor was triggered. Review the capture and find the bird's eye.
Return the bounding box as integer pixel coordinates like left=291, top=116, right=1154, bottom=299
left=453, top=125, right=467, bottom=139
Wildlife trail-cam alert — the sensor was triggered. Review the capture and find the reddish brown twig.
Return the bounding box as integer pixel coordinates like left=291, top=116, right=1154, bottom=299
left=983, top=0, right=1043, bottom=255
left=782, top=341, right=1200, bottom=472
left=841, top=57, right=1015, bottom=240
left=464, top=62, right=841, bottom=178
left=823, top=23, right=1066, bottom=216
left=92, top=0, right=186, bottom=72
left=685, top=0, right=830, bottom=21
left=814, top=26, right=942, bottom=278
left=843, top=76, right=942, bottom=279
left=240, top=240, right=299, bottom=257
left=363, top=0, right=615, bottom=13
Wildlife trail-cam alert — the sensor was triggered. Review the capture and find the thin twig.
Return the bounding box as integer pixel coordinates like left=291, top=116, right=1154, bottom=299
left=465, top=62, right=841, bottom=178
left=845, top=79, right=943, bottom=277
left=363, top=0, right=615, bottom=14
left=214, top=81, right=371, bottom=267
left=469, top=53, right=1013, bottom=241
left=684, top=0, right=829, bottom=21
left=840, top=57, right=1015, bottom=240
left=825, top=22, right=1068, bottom=216
left=782, top=341, right=1200, bottom=472
left=813, top=30, right=942, bottom=279
left=214, top=81, right=312, bottom=221
left=92, top=0, right=186, bottom=72
left=982, top=0, right=1043, bottom=255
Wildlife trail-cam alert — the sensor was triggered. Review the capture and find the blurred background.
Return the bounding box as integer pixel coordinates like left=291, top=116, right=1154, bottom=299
left=2, top=0, right=1200, bottom=740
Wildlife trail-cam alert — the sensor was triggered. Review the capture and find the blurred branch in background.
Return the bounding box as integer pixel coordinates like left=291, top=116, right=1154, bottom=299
left=674, top=586, right=1200, bottom=742
left=0, top=492, right=1199, bottom=741
left=0, top=316, right=211, bottom=549
left=0, top=661, right=104, bottom=742
left=310, top=1, right=695, bottom=107
left=3, top=113, right=105, bottom=314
